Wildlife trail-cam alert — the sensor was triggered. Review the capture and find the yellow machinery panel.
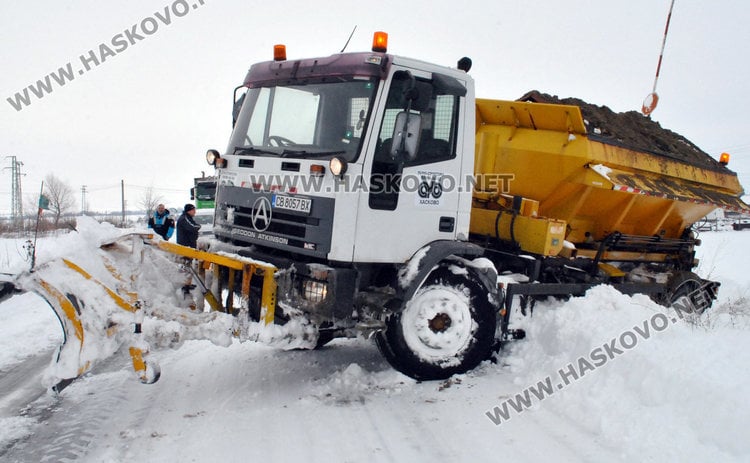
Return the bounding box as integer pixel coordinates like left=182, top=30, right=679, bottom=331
left=472, top=98, right=750, bottom=247
left=470, top=205, right=566, bottom=256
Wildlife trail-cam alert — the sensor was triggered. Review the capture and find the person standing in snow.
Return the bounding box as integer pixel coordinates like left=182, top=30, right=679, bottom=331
left=176, top=204, right=201, bottom=248
left=147, top=204, right=175, bottom=241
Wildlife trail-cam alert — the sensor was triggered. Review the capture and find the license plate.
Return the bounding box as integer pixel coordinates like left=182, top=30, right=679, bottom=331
left=272, top=194, right=312, bottom=214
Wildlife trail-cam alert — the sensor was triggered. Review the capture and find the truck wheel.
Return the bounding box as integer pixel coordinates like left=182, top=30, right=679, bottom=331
left=662, top=271, right=710, bottom=313
left=314, top=322, right=336, bottom=349
left=376, top=267, right=497, bottom=380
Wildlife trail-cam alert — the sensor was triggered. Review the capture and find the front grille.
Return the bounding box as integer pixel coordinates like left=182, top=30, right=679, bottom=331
left=233, top=205, right=320, bottom=238
left=235, top=205, right=320, bottom=226
left=216, top=185, right=334, bottom=257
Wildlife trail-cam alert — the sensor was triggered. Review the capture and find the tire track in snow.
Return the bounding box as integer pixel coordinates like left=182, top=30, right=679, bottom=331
left=0, top=351, right=51, bottom=416
left=1, top=361, right=154, bottom=462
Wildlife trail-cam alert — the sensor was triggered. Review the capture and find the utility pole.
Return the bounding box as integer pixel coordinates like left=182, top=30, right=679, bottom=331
left=121, top=179, right=125, bottom=226
left=81, top=185, right=88, bottom=214
left=4, top=156, right=25, bottom=225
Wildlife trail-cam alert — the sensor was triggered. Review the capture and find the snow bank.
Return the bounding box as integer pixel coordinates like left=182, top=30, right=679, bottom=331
left=1, top=225, right=749, bottom=461
left=498, top=285, right=750, bottom=460
left=694, top=231, right=750, bottom=327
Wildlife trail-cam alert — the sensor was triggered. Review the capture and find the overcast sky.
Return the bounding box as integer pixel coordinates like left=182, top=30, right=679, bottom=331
left=1, top=0, right=749, bottom=214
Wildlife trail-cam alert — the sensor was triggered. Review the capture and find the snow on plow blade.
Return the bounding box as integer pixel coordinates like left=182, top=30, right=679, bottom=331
left=23, top=257, right=160, bottom=391
left=14, top=231, right=280, bottom=392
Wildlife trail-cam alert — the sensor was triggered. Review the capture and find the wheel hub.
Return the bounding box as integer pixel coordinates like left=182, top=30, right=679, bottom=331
left=428, top=313, right=452, bottom=332
left=400, top=285, right=476, bottom=363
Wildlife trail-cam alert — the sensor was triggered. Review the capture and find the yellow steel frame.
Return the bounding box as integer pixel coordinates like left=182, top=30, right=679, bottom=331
left=153, top=240, right=278, bottom=324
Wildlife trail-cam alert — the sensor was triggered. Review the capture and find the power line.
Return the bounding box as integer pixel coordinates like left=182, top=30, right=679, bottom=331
left=127, top=184, right=187, bottom=193
left=86, top=184, right=121, bottom=192
left=83, top=182, right=191, bottom=193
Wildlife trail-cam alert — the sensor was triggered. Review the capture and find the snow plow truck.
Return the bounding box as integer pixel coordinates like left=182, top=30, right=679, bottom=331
left=3, top=32, right=749, bottom=389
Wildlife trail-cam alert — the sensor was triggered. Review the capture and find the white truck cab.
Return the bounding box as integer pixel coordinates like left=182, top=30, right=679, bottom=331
left=214, top=50, right=474, bottom=264
left=208, top=35, right=497, bottom=379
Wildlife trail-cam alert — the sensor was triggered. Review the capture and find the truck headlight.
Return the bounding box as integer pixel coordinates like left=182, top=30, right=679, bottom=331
left=206, top=149, right=226, bottom=167
left=329, top=156, right=347, bottom=178
left=302, top=279, right=328, bottom=302
left=206, top=149, right=219, bottom=165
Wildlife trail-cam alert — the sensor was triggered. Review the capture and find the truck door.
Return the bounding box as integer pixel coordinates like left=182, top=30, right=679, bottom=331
left=352, top=68, right=468, bottom=263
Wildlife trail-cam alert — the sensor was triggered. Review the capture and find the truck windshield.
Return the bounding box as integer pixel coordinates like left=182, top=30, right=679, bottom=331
left=195, top=182, right=216, bottom=198
left=195, top=181, right=216, bottom=208
left=229, top=77, right=379, bottom=162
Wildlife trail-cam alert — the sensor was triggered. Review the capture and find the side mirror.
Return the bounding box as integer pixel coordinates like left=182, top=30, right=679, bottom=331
left=232, top=86, right=246, bottom=128
left=390, top=111, right=421, bottom=163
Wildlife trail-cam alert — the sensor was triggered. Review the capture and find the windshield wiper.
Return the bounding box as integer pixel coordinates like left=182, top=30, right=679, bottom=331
left=233, top=146, right=280, bottom=156
left=234, top=146, right=347, bottom=158
left=280, top=149, right=347, bottom=158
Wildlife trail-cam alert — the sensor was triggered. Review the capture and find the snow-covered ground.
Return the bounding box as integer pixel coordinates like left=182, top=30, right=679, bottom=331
left=0, top=223, right=749, bottom=462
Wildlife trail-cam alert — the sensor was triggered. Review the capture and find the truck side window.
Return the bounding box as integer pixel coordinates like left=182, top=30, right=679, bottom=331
left=408, top=94, right=459, bottom=166
left=369, top=72, right=413, bottom=210
left=369, top=72, right=461, bottom=210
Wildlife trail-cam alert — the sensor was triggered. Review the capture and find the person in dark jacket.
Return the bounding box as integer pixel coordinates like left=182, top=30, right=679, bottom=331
left=147, top=204, right=175, bottom=241
left=177, top=204, right=201, bottom=248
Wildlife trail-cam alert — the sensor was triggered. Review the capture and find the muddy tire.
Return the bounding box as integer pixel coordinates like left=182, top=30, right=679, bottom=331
left=376, top=267, right=497, bottom=380
left=661, top=271, right=711, bottom=314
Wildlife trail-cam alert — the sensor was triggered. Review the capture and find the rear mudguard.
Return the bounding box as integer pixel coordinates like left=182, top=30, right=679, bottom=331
left=397, top=241, right=501, bottom=308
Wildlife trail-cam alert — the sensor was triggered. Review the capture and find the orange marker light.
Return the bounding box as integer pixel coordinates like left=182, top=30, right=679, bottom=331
left=274, top=44, right=287, bottom=61
left=719, top=152, right=730, bottom=166
left=310, top=164, right=325, bottom=177
left=372, top=31, right=388, bottom=53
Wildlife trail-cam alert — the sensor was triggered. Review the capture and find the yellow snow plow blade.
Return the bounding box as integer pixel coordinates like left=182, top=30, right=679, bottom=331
left=24, top=249, right=158, bottom=390
left=19, top=233, right=279, bottom=391
left=34, top=278, right=89, bottom=380
left=62, top=258, right=138, bottom=313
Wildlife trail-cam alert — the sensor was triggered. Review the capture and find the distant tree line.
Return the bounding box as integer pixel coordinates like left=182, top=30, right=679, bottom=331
left=0, top=174, right=164, bottom=234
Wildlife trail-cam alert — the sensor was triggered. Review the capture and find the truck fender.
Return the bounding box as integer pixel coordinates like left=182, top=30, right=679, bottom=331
left=396, top=241, right=498, bottom=306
